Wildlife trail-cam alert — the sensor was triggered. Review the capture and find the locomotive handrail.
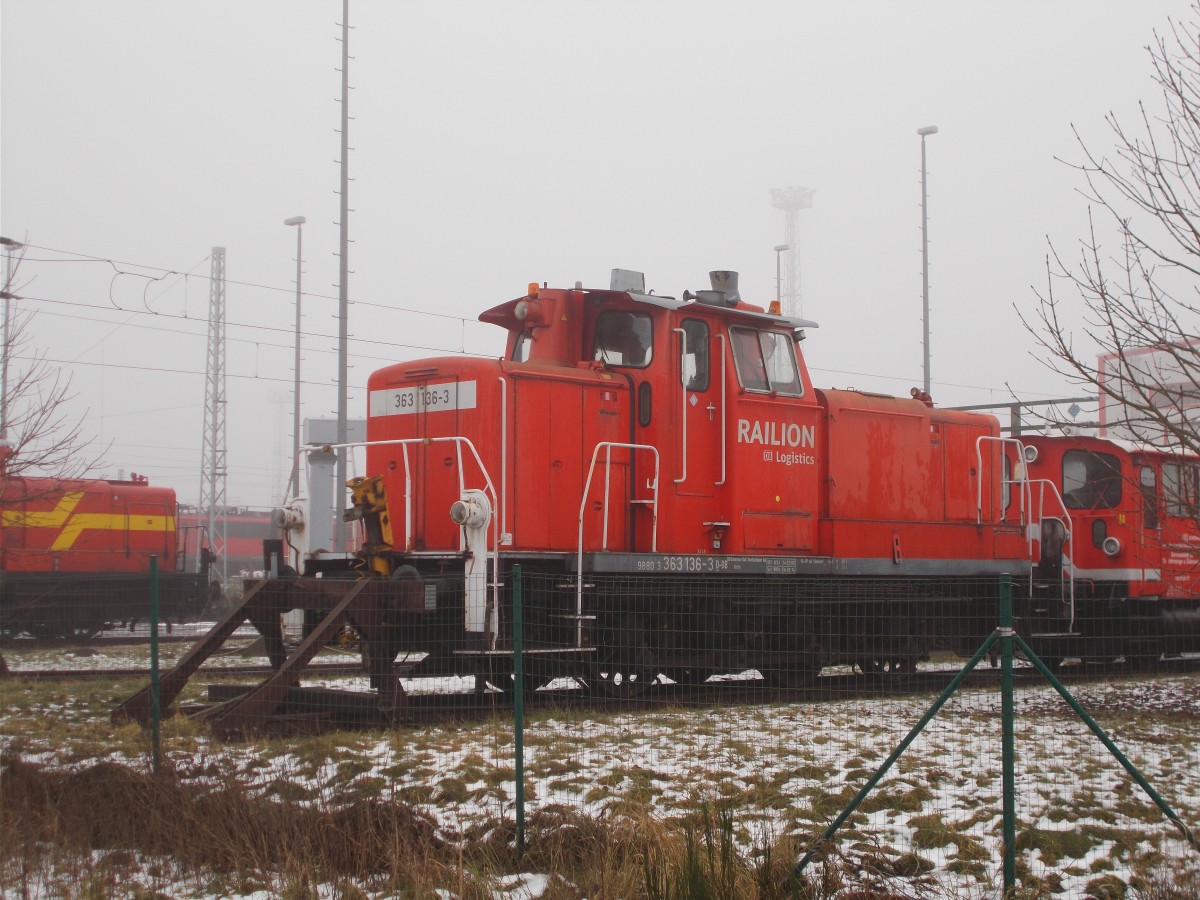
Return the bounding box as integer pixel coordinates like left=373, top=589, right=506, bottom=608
left=497, top=375, right=510, bottom=545
left=674, top=327, right=688, bottom=486
left=675, top=328, right=727, bottom=488
left=304, top=435, right=498, bottom=548
left=577, top=441, right=660, bottom=646
left=716, top=333, right=727, bottom=487
left=977, top=435, right=1076, bottom=631
left=1026, top=477, right=1076, bottom=633
left=303, top=435, right=501, bottom=639
left=976, top=436, right=1029, bottom=527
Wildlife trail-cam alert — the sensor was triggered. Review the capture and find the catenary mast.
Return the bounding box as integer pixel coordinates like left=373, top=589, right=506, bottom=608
left=199, top=247, right=228, bottom=582
left=334, top=0, right=351, bottom=551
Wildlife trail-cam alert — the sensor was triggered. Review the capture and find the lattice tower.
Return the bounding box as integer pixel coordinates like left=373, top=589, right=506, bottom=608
left=199, top=247, right=228, bottom=581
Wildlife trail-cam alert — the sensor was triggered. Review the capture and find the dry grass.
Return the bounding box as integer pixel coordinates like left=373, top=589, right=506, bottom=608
left=0, top=754, right=898, bottom=898
left=4, top=663, right=1200, bottom=896
left=5, top=751, right=1196, bottom=898
left=0, top=752, right=450, bottom=896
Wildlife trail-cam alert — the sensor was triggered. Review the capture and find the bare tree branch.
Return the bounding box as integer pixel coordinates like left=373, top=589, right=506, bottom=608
left=1021, top=4, right=1200, bottom=461
left=0, top=239, right=106, bottom=499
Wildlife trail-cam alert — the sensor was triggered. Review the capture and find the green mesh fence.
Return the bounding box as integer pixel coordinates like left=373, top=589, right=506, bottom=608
left=1, top=567, right=1197, bottom=896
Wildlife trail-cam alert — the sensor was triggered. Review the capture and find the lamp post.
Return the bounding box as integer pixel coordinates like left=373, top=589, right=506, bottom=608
left=774, top=243, right=789, bottom=309
left=918, top=125, right=938, bottom=396
left=0, top=236, right=23, bottom=441
left=284, top=216, right=306, bottom=500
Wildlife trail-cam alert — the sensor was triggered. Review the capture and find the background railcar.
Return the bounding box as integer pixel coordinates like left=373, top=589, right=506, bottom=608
left=178, top=506, right=281, bottom=576
left=0, top=466, right=209, bottom=638
left=1009, top=433, right=1200, bottom=664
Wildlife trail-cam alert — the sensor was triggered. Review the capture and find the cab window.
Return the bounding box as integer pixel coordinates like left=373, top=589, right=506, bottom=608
left=1162, top=462, right=1199, bottom=517
left=594, top=311, right=652, bottom=368
left=1062, top=450, right=1122, bottom=509
left=730, top=327, right=803, bottom=396
left=1002, top=454, right=1012, bottom=511
left=680, top=319, right=710, bottom=391
left=512, top=331, right=532, bottom=362
left=1139, top=466, right=1158, bottom=530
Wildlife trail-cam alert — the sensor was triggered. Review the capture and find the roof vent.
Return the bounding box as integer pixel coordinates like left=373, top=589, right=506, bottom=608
left=684, top=289, right=726, bottom=306
left=708, top=271, right=740, bottom=305
left=610, top=269, right=646, bottom=292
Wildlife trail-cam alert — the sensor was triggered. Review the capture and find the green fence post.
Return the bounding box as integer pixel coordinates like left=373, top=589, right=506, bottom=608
left=999, top=573, right=1016, bottom=891
left=149, top=554, right=161, bottom=774
left=512, top=564, right=525, bottom=857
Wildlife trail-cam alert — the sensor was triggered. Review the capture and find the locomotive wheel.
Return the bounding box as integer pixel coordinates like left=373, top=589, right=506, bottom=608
left=479, top=673, right=551, bottom=696
left=588, top=666, right=655, bottom=697
left=854, top=657, right=917, bottom=677
left=477, top=657, right=549, bottom=696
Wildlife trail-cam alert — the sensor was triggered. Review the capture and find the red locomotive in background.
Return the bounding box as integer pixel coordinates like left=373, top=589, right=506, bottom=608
left=178, top=506, right=280, bottom=577
left=270, top=268, right=1200, bottom=693
left=1, top=446, right=210, bottom=638
left=1008, top=432, right=1200, bottom=665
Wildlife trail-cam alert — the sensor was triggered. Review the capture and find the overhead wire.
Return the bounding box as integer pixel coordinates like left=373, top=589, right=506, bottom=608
left=17, top=241, right=1076, bottom=400
left=17, top=291, right=497, bottom=363
left=21, top=242, right=476, bottom=323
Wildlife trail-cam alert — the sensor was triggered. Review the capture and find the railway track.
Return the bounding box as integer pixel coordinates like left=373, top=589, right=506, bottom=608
left=0, top=626, right=263, bottom=649
left=1, top=661, right=366, bottom=681
left=184, top=654, right=1200, bottom=730
left=7, top=651, right=1194, bottom=731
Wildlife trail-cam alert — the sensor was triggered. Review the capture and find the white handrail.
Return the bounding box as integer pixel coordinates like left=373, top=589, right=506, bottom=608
left=576, top=441, right=660, bottom=646
left=716, top=333, right=727, bottom=487
left=497, top=375, right=509, bottom=545
left=975, top=436, right=1027, bottom=527
left=673, top=327, right=688, bottom=485
left=304, top=435, right=501, bottom=628
left=1028, top=477, right=1076, bottom=633
left=976, top=435, right=1076, bottom=631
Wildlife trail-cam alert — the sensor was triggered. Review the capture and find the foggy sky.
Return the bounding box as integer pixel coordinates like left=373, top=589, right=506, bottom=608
left=1, top=1, right=1189, bottom=506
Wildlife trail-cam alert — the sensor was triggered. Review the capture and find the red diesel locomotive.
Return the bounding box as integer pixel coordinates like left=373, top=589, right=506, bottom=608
left=265, top=267, right=1089, bottom=691
left=269, top=269, right=1200, bottom=693
left=0, top=450, right=210, bottom=638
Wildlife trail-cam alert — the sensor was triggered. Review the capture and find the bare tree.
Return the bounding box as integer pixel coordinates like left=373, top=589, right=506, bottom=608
left=0, top=239, right=100, bottom=493
left=1022, top=6, right=1200, bottom=455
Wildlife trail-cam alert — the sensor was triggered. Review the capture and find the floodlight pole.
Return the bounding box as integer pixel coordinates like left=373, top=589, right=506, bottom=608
left=918, top=125, right=938, bottom=396
left=774, top=243, right=788, bottom=306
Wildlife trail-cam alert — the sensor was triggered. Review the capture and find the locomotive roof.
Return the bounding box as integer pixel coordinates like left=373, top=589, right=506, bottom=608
left=1026, top=428, right=1200, bottom=460
left=609, top=288, right=820, bottom=331
left=482, top=287, right=820, bottom=332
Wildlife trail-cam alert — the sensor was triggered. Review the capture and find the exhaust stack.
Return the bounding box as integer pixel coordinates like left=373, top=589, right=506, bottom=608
left=708, top=270, right=740, bottom=305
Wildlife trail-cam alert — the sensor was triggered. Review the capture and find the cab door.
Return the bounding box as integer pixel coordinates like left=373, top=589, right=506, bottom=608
left=725, top=325, right=821, bottom=554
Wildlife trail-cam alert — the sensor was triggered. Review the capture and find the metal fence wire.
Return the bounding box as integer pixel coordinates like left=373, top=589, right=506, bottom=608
left=2, top=568, right=1198, bottom=897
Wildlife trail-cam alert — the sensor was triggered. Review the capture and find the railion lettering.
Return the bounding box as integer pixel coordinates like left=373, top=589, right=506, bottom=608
left=736, top=418, right=815, bottom=448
